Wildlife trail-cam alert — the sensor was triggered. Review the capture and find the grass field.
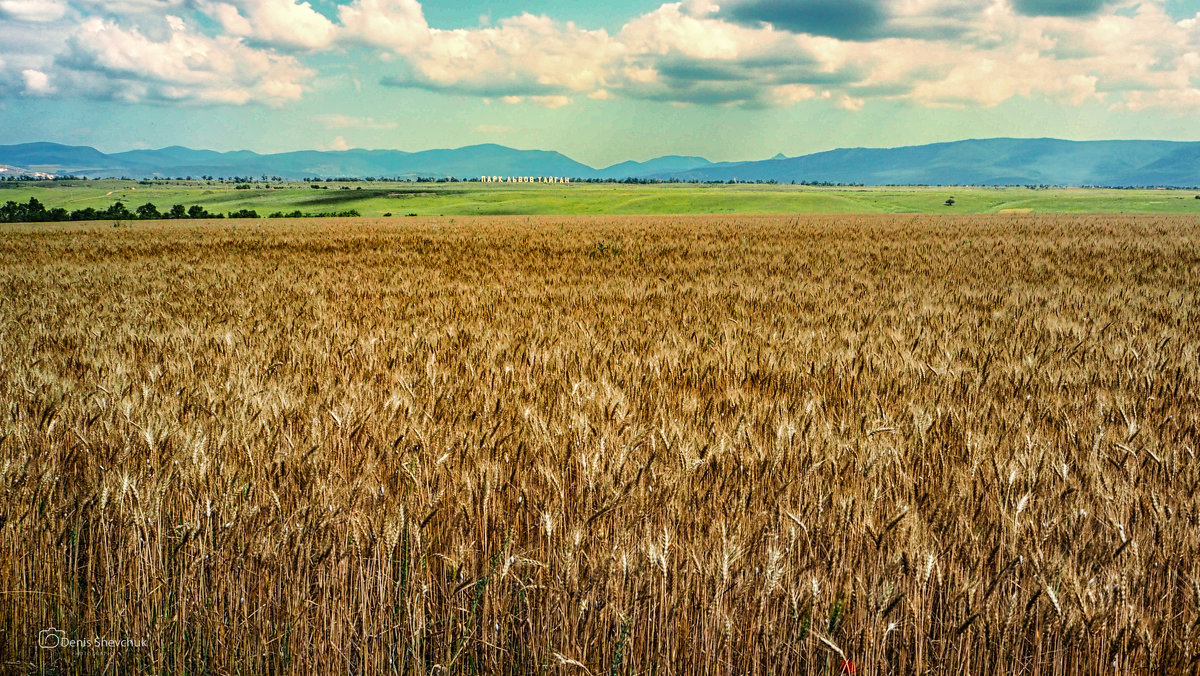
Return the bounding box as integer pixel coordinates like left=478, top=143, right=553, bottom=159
left=5, top=179, right=1200, bottom=216
left=1, top=214, right=1199, bottom=673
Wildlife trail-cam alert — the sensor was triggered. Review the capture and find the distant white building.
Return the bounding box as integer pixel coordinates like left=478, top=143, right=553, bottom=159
left=480, top=175, right=570, bottom=183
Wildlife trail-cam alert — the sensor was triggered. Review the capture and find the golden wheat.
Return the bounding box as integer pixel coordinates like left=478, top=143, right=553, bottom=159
left=0, top=214, right=1197, bottom=674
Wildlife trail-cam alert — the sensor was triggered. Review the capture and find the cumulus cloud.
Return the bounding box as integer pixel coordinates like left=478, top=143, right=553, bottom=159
left=621, top=0, right=1200, bottom=110
left=350, top=6, right=621, bottom=105
left=54, top=15, right=311, bottom=104
left=314, top=113, right=398, bottom=129
left=888, top=3, right=1200, bottom=110
left=909, top=55, right=1098, bottom=107
left=615, top=3, right=868, bottom=106
left=532, top=94, right=572, bottom=108
left=5, top=0, right=1200, bottom=116
left=326, top=0, right=1200, bottom=112
left=21, top=68, right=51, bottom=93
left=621, top=2, right=758, bottom=59
left=202, top=0, right=337, bottom=50
left=0, top=0, right=65, bottom=22
left=321, top=135, right=351, bottom=150
left=338, top=0, right=428, bottom=51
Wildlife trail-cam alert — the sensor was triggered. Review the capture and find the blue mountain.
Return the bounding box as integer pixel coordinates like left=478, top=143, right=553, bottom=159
left=654, top=138, right=1200, bottom=186
left=3, top=138, right=1199, bottom=186
left=595, top=155, right=713, bottom=179
left=0, top=142, right=597, bottom=180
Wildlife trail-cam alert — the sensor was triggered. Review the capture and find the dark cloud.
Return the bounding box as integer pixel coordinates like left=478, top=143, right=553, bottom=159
left=620, top=53, right=870, bottom=108
left=723, top=0, right=888, bottom=41
left=380, top=75, right=564, bottom=99
left=657, top=62, right=746, bottom=82
left=1011, top=0, right=1114, bottom=17
left=721, top=0, right=993, bottom=42
left=739, top=53, right=821, bottom=69
left=622, top=75, right=770, bottom=106
left=772, top=65, right=866, bottom=86
left=657, top=59, right=859, bottom=84
left=649, top=55, right=865, bottom=103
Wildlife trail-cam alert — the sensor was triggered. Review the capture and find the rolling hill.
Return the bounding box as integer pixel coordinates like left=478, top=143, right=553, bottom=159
left=2, top=138, right=1199, bottom=186
left=0, top=143, right=596, bottom=181
left=656, top=138, right=1200, bottom=187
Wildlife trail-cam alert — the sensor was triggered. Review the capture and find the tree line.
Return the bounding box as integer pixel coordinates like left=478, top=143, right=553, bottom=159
left=0, top=198, right=358, bottom=223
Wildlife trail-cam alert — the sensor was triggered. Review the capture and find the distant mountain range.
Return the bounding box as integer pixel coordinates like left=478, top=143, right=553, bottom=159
left=0, top=142, right=597, bottom=182
left=655, top=138, right=1200, bottom=187
left=3, top=138, right=1200, bottom=186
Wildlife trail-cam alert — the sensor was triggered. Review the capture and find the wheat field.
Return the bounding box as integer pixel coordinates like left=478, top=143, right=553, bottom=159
left=1, top=214, right=1198, bottom=674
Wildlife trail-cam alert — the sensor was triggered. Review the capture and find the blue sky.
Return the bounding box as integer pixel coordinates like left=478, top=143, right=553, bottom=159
left=2, top=0, right=1200, bottom=167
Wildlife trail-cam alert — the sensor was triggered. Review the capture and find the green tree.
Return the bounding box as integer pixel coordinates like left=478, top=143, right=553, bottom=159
left=136, top=202, right=161, bottom=219
left=103, top=201, right=133, bottom=220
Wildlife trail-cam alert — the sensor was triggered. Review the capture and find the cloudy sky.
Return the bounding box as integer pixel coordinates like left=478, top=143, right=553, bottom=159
left=2, top=0, right=1200, bottom=166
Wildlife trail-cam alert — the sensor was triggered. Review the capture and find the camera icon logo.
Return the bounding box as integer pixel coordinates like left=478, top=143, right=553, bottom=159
left=39, top=627, right=65, bottom=649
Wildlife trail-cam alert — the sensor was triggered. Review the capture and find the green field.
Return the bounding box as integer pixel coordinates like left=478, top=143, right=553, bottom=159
left=5, top=179, right=1200, bottom=216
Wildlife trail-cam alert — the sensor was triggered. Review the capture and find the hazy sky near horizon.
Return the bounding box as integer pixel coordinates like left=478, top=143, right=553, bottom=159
left=2, top=0, right=1200, bottom=166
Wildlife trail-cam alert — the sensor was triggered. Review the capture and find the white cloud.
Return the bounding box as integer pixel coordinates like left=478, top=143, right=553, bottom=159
left=908, top=52, right=1099, bottom=107
left=622, top=64, right=657, bottom=84
left=342, top=1, right=622, bottom=99
left=767, top=84, right=818, bottom=105
left=322, top=135, right=351, bottom=150
left=836, top=95, right=864, bottom=110
left=338, top=0, right=428, bottom=52
left=314, top=113, right=398, bottom=129
left=620, top=2, right=758, bottom=59
left=21, top=68, right=50, bottom=93
left=204, top=2, right=252, bottom=35
left=203, top=0, right=336, bottom=50
left=56, top=15, right=312, bottom=104
left=893, top=3, right=1200, bottom=110
left=592, top=0, right=1200, bottom=110
left=342, top=0, right=866, bottom=108
left=532, top=94, right=571, bottom=108
left=5, top=0, right=1200, bottom=115
left=1118, top=87, right=1200, bottom=111
left=0, top=0, right=65, bottom=22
